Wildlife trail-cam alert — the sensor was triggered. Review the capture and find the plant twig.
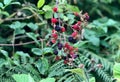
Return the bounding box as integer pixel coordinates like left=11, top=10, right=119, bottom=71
left=3, top=15, right=34, bottom=21
left=0, top=40, right=42, bottom=46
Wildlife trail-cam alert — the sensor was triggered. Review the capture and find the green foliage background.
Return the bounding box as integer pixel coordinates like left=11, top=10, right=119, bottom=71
left=0, top=0, right=120, bottom=82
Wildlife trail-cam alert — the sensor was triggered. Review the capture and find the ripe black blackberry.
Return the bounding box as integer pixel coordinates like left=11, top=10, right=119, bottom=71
left=68, top=36, right=77, bottom=43
left=55, top=25, right=61, bottom=32
left=53, top=49, right=58, bottom=55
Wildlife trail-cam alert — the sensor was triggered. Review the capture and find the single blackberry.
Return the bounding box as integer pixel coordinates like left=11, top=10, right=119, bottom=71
left=55, top=25, right=61, bottom=32
left=68, top=36, right=77, bottom=43
left=72, top=39, right=77, bottom=43
left=68, top=36, right=73, bottom=42
left=62, top=56, right=67, bottom=60
left=53, top=50, right=58, bottom=55
left=57, top=43, right=63, bottom=50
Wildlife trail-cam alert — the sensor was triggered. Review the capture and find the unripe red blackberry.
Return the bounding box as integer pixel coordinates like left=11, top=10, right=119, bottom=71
left=64, top=43, right=70, bottom=49
left=61, top=27, right=66, bottom=32
left=52, top=33, right=58, bottom=39
left=49, top=39, right=56, bottom=45
left=77, top=21, right=81, bottom=25
left=55, top=56, right=61, bottom=61
left=69, top=51, right=74, bottom=56
left=68, top=46, right=74, bottom=51
left=71, top=31, right=78, bottom=38
left=51, top=18, right=58, bottom=24
left=52, top=30, right=56, bottom=33
left=72, top=24, right=80, bottom=31
left=53, top=7, right=58, bottom=12
left=64, top=60, right=69, bottom=64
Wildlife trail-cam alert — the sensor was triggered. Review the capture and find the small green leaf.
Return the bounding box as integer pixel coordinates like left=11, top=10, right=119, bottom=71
left=27, top=23, right=38, bottom=31
left=0, top=3, right=3, bottom=8
left=32, top=48, right=42, bottom=56
left=45, top=11, right=53, bottom=19
left=73, top=41, right=88, bottom=48
left=35, top=58, right=49, bottom=74
left=37, top=0, right=45, bottom=8
left=63, top=16, right=68, bottom=21
left=15, top=51, right=30, bottom=57
left=14, top=51, right=30, bottom=65
left=4, top=0, right=12, bottom=5
left=67, top=5, right=80, bottom=12
left=42, top=5, right=52, bottom=11
left=26, top=32, right=40, bottom=46
left=10, top=2, right=21, bottom=5
left=0, top=11, right=9, bottom=16
left=0, top=50, right=9, bottom=58
left=0, top=58, right=6, bottom=67
left=15, top=29, right=25, bottom=35
left=84, top=29, right=100, bottom=46
left=10, top=21, right=26, bottom=29
left=66, top=68, right=86, bottom=80
left=40, top=78, right=55, bottom=82
left=113, top=63, right=120, bottom=78
left=83, top=77, right=95, bottom=82
left=12, top=74, right=35, bottom=82
left=43, top=47, right=53, bottom=54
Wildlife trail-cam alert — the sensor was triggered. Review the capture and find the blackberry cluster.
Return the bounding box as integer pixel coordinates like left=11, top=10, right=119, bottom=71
left=47, top=5, right=89, bottom=65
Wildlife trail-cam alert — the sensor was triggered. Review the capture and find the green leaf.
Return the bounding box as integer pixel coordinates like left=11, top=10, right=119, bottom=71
left=0, top=58, right=6, bottom=67
left=84, top=29, right=100, bottom=46
left=4, top=0, right=12, bottom=5
left=40, top=78, right=55, bottom=82
left=67, top=5, right=80, bottom=12
left=14, top=51, right=30, bottom=65
left=45, top=11, right=53, bottom=19
left=67, top=14, right=75, bottom=20
left=73, top=41, right=88, bottom=48
left=0, top=50, right=9, bottom=58
left=83, top=77, right=95, bottom=82
left=43, top=47, right=53, bottom=54
left=70, top=6, right=80, bottom=12
left=66, top=68, right=86, bottom=80
left=37, top=0, right=45, bottom=8
left=10, top=2, right=21, bottom=5
left=0, top=3, right=3, bottom=8
left=42, top=5, right=52, bottom=11
left=35, top=58, right=49, bottom=74
left=89, top=36, right=100, bottom=46
left=27, top=23, right=38, bottom=31
left=15, top=29, right=25, bottom=35
left=26, top=32, right=40, bottom=46
left=12, top=74, right=35, bottom=82
left=0, top=11, right=9, bottom=16
left=89, top=77, right=95, bottom=82
left=10, top=21, right=26, bottom=29
left=32, top=48, right=42, bottom=56
left=15, top=51, right=30, bottom=57
left=63, top=16, right=69, bottom=21
left=113, top=63, right=120, bottom=79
